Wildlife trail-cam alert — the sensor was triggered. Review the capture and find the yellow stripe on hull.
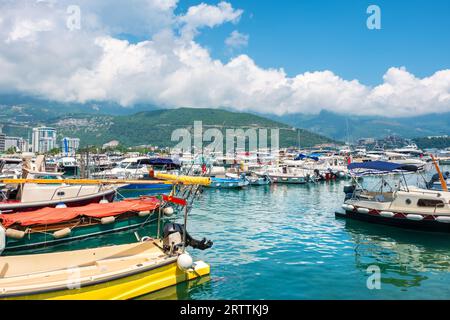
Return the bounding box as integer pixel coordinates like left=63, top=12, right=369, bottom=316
left=6, top=261, right=210, bottom=300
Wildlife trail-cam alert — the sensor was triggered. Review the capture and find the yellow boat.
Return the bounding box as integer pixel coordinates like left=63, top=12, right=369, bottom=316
left=0, top=240, right=210, bottom=300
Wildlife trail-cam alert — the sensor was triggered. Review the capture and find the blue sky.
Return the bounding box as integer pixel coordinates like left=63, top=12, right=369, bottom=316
left=1, top=0, right=449, bottom=116
left=177, top=0, right=450, bottom=85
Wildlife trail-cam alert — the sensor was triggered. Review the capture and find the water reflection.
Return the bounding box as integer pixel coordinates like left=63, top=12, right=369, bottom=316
left=138, top=276, right=212, bottom=300
left=341, top=218, right=450, bottom=289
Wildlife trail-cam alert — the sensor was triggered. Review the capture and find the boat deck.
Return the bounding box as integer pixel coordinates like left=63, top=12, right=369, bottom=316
left=0, top=240, right=175, bottom=297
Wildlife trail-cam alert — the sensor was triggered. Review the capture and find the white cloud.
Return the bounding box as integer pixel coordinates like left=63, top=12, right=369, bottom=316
left=179, top=1, right=243, bottom=39
left=225, top=30, right=249, bottom=49
left=0, top=1, right=449, bottom=117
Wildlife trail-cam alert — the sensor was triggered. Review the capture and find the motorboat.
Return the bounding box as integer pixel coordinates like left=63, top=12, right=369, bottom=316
left=0, top=171, right=117, bottom=213
left=57, top=157, right=79, bottom=177
left=0, top=221, right=212, bottom=300
left=254, top=165, right=309, bottom=184
left=337, top=161, right=450, bottom=232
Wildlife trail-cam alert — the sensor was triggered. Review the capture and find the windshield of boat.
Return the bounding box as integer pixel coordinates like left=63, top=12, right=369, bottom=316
left=119, top=161, right=144, bottom=169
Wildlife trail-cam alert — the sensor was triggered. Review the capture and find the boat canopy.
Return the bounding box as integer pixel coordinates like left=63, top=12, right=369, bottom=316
left=148, top=158, right=181, bottom=168
left=294, top=154, right=320, bottom=161
left=0, top=198, right=160, bottom=228
left=348, top=161, right=419, bottom=172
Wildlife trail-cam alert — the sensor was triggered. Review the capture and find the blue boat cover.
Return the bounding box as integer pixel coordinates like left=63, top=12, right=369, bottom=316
left=295, top=154, right=319, bottom=161
left=148, top=158, right=180, bottom=167
left=348, top=161, right=418, bottom=172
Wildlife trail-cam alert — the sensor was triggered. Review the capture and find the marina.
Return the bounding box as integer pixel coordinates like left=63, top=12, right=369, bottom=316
left=1, top=146, right=450, bottom=300
left=0, top=0, right=449, bottom=307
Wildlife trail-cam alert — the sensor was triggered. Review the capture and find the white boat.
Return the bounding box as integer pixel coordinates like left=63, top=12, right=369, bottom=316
left=0, top=171, right=117, bottom=213
left=92, top=157, right=152, bottom=179
left=338, top=161, right=450, bottom=232
left=254, top=166, right=309, bottom=184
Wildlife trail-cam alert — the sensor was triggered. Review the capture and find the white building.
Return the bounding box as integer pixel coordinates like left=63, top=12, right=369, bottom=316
left=5, top=136, right=28, bottom=152
left=0, top=132, right=5, bottom=152
left=32, top=127, right=57, bottom=154
left=61, top=137, right=80, bottom=156
left=103, top=140, right=119, bottom=149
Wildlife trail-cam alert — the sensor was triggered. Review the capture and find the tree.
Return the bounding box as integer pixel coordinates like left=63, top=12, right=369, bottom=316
left=5, top=146, right=17, bottom=154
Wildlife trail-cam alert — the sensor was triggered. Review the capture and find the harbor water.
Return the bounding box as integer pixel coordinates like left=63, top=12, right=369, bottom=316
left=23, top=174, right=450, bottom=300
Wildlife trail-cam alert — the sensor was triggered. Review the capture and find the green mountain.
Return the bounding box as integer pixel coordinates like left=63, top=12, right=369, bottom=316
left=272, top=110, right=450, bottom=142
left=50, top=108, right=337, bottom=148
left=0, top=100, right=337, bottom=148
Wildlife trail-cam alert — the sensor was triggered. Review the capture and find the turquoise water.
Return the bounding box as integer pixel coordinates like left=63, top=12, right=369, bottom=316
left=25, top=174, right=450, bottom=300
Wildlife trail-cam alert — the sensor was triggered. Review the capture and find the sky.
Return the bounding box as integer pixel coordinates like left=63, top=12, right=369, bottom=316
left=0, top=0, right=449, bottom=117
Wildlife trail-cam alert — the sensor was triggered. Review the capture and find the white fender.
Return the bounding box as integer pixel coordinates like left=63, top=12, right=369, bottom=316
left=406, top=214, right=424, bottom=221
left=6, top=228, right=26, bottom=240
left=138, top=210, right=151, bottom=217
left=436, top=216, right=450, bottom=223
left=177, top=253, right=193, bottom=271
left=163, top=207, right=174, bottom=217
left=101, top=216, right=116, bottom=225
left=0, top=224, right=5, bottom=255
left=380, top=211, right=395, bottom=218
left=357, top=207, right=370, bottom=214
left=53, top=228, right=71, bottom=239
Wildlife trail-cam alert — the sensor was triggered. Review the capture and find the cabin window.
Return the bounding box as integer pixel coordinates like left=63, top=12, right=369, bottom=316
left=417, top=199, right=445, bottom=208
left=405, top=199, right=412, bottom=205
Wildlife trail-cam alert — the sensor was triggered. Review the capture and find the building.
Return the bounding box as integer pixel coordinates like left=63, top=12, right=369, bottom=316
left=61, top=137, right=80, bottom=156
left=4, top=136, right=28, bottom=152
left=0, top=132, right=5, bottom=152
left=103, top=140, right=120, bottom=149
left=32, top=127, right=57, bottom=153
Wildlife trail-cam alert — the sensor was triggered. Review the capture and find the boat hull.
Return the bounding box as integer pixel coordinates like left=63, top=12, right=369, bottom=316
left=2, top=260, right=210, bottom=300
left=4, top=214, right=157, bottom=253
left=0, top=189, right=116, bottom=213
left=206, top=178, right=249, bottom=189
left=119, top=183, right=172, bottom=192
left=336, top=210, right=450, bottom=233
left=269, top=176, right=307, bottom=184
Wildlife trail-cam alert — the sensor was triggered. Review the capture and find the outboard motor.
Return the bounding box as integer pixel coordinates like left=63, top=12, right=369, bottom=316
left=343, top=185, right=356, bottom=200
left=163, top=223, right=213, bottom=254
left=163, top=223, right=184, bottom=254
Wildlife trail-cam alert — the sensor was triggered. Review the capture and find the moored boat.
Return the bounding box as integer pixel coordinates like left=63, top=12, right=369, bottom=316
left=207, top=177, right=249, bottom=189
left=0, top=197, right=162, bottom=253
left=336, top=160, right=450, bottom=233
left=0, top=184, right=212, bottom=300
left=0, top=172, right=117, bottom=213
left=0, top=237, right=210, bottom=300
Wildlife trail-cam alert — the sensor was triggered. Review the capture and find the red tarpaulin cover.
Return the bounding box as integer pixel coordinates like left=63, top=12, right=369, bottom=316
left=0, top=198, right=160, bottom=228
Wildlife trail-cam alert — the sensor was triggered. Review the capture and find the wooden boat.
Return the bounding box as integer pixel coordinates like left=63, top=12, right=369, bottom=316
left=0, top=240, right=210, bottom=300
left=0, top=188, right=213, bottom=300
left=0, top=197, right=161, bottom=254
left=337, top=160, right=450, bottom=232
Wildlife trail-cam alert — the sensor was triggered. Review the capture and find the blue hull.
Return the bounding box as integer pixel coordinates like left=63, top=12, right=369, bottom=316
left=119, top=183, right=172, bottom=192
left=207, top=178, right=249, bottom=189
